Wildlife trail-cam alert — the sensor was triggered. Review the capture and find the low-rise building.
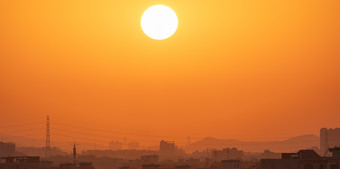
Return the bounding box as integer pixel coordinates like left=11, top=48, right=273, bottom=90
left=175, top=165, right=190, bottom=169
left=221, top=160, right=240, bottom=169
left=142, top=164, right=160, bottom=169
left=213, top=148, right=243, bottom=161
left=141, top=155, right=158, bottom=164
left=0, top=156, right=95, bottom=169
left=0, top=156, right=53, bottom=169
left=261, top=147, right=340, bottom=169
left=0, top=142, right=15, bottom=156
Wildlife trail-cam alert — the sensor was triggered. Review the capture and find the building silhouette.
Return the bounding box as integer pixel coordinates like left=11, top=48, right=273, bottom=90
left=320, top=128, right=340, bottom=156
left=0, top=142, right=95, bottom=169
left=109, top=141, right=123, bottom=150
left=213, top=148, right=243, bottom=161
left=221, top=160, right=240, bottom=169
left=0, top=142, right=15, bottom=157
left=329, top=147, right=340, bottom=160
left=0, top=156, right=53, bottom=169
left=142, top=164, right=160, bottom=169
left=159, top=140, right=176, bottom=161
left=176, top=165, right=191, bottom=169
left=261, top=147, right=340, bottom=169
left=141, top=155, right=159, bottom=164
left=198, top=160, right=240, bottom=169
left=127, top=141, right=140, bottom=150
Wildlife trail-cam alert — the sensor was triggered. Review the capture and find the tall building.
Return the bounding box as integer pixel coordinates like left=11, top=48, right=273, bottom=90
left=320, top=128, right=340, bottom=156
left=187, top=137, right=191, bottom=146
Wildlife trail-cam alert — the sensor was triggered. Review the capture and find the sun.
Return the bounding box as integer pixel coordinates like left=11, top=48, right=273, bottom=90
left=141, top=5, right=178, bottom=40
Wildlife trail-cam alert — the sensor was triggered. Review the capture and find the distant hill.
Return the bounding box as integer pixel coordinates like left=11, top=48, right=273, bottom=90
left=185, top=135, right=319, bottom=153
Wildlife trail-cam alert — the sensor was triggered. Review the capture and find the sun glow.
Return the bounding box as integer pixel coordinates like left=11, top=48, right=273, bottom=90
left=141, top=5, right=178, bottom=40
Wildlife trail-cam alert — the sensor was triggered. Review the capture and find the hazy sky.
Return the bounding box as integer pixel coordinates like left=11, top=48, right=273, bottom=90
left=1, top=0, right=339, bottom=147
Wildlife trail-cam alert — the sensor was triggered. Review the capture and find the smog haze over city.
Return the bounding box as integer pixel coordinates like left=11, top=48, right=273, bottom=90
left=1, top=1, right=340, bottom=169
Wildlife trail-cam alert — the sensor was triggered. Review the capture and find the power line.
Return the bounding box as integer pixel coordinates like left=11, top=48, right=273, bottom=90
left=53, top=121, right=168, bottom=138
left=0, top=122, right=44, bottom=128
left=0, top=128, right=44, bottom=134
left=0, top=120, right=322, bottom=148
left=53, top=121, right=317, bottom=143
left=51, top=128, right=159, bottom=144
left=51, top=132, right=110, bottom=144
left=0, top=133, right=46, bottom=139
left=53, top=121, right=202, bottom=141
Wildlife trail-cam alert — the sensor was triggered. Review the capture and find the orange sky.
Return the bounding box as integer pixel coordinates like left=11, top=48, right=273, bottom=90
left=1, top=0, right=340, bottom=147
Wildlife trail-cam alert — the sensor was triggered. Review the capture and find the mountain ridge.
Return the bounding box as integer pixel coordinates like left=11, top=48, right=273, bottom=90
left=185, top=134, right=319, bottom=153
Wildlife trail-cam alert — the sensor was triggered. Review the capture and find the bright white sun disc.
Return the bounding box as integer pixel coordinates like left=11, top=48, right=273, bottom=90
left=141, top=5, right=178, bottom=40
